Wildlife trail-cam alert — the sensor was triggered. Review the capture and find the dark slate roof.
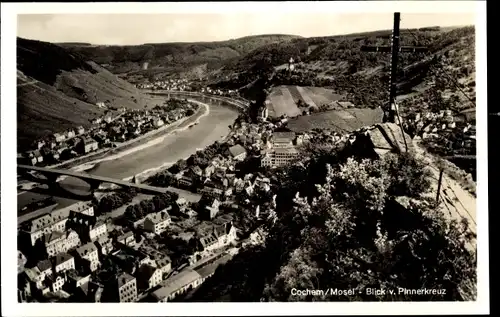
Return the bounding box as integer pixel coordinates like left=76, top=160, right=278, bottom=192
left=76, top=242, right=98, bottom=257
left=37, top=259, right=52, bottom=272
left=53, top=253, right=73, bottom=266
left=45, top=231, right=64, bottom=244
left=117, top=272, right=135, bottom=288
left=228, top=144, right=246, bottom=157
left=199, top=234, right=218, bottom=249
left=199, top=195, right=218, bottom=207
left=137, top=264, right=159, bottom=281
left=272, top=131, right=296, bottom=141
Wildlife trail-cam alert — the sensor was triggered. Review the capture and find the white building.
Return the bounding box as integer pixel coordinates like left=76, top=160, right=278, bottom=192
left=76, top=126, right=85, bottom=135
left=45, top=230, right=80, bottom=257
left=154, top=119, right=165, bottom=127
left=67, top=130, right=76, bottom=139
left=117, top=273, right=137, bottom=303
left=25, top=260, right=53, bottom=290
left=137, top=264, right=163, bottom=290
left=76, top=242, right=100, bottom=272
left=21, top=202, right=94, bottom=246
left=198, top=221, right=237, bottom=253
left=53, top=133, right=66, bottom=143
left=18, top=251, right=27, bottom=274
left=53, top=253, right=75, bottom=274
left=151, top=269, right=202, bottom=302
left=83, top=138, right=99, bottom=153
left=261, top=147, right=300, bottom=168
left=117, top=231, right=136, bottom=247
left=143, top=210, right=171, bottom=235
left=51, top=274, right=67, bottom=292
left=155, top=257, right=172, bottom=276
left=89, top=221, right=107, bottom=241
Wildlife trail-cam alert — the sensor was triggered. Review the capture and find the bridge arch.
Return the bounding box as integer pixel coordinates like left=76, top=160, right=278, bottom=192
left=18, top=165, right=170, bottom=197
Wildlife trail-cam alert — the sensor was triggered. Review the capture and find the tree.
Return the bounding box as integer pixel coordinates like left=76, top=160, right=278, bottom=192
left=263, top=246, right=324, bottom=301
left=192, top=151, right=476, bottom=302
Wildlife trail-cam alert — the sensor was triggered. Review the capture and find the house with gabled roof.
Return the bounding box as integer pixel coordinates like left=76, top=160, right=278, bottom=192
left=28, top=149, right=44, bottom=165
left=70, top=280, right=103, bottom=303
left=136, top=264, right=162, bottom=291
left=198, top=195, right=220, bottom=220
left=151, top=269, right=202, bottom=303
left=196, top=220, right=237, bottom=253
left=143, top=210, right=171, bottom=235
left=116, top=231, right=136, bottom=247
left=75, top=242, right=100, bottom=273
left=116, top=272, right=137, bottom=303
left=228, top=144, right=247, bottom=161
left=52, top=253, right=75, bottom=274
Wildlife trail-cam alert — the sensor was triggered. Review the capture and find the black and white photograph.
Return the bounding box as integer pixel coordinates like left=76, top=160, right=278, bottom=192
left=1, top=1, right=488, bottom=316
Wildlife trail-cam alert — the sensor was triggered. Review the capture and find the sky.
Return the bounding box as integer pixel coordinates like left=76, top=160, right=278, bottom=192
left=17, top=13, right=476, bottom=45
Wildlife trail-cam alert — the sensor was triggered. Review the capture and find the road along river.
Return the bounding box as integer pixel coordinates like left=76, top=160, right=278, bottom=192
left=18, top=96, right=240, bottom=213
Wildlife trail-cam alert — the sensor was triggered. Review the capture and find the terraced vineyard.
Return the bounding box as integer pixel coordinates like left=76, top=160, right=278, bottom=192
left=287, top=107, right=384, bottom=133
left=266, top=85, right=343, bottom=117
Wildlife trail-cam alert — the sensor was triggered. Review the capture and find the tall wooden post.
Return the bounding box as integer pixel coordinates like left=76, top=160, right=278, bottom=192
left=436, top=169, right=444, bottom=205
left=360, top=13, right=428, bottom=124
left=388, top=12, right=401, bottom=123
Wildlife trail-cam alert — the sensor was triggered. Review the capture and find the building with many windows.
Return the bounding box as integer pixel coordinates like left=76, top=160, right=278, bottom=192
left=136, top=264, right=162, bottom=291
left=45, top=229, right=81, bottom=257
left=20, top=202, right=94, bottom=247
left=261, top=131, right=300, bottom=168
left=117, top=273, right=137, bottom=303
left=75, top=242, right=100, bottom=273
left=143, top=210, right=171, bottom=235
left=52, top=253, right=75, bottom=274
left=261, top=147, right=300, bottom=168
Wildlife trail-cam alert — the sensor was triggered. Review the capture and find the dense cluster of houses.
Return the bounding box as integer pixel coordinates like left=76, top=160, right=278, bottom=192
left=98, top=103, right=195, bottom=144
left=18, top=102, right=197, bottom=167
left=407, top=109, right=476, bottom=154
left=135, top=78, right=240, bottom=99
left=136, top=78, right=191, bottom=91
left=18, top=189, right=240, bottom=303
left=225, top=120, right=303, bottom=169
left=199, top=87, right=239, bottom=98
left=18, top=126, right=97, bottom=166
left=170, top=149, right=275, bottom=204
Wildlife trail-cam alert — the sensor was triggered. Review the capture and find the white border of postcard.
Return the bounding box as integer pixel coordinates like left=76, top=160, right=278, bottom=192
left=1, top=1, right=488, bottom=316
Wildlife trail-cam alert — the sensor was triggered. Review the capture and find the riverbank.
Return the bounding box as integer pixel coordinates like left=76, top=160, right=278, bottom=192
left=45, top=101, right=208, bottom=173
left=18, top=100, right=240, bottom=219
left=78, top=101, right=208, bottom=171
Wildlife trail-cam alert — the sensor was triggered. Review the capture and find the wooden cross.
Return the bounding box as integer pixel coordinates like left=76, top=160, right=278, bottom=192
left=360, top=13, right=428, bottom=123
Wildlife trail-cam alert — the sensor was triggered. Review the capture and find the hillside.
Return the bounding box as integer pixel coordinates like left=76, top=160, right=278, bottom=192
left=17, top=37, right=163, bottom=151
left=213, top=26, right=476, bottom=113
left=59, top=34, right=302, bottom=80
left=57, top=26, right=475, bottom=115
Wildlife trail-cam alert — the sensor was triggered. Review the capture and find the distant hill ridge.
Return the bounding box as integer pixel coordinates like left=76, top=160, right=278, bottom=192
left=59, top=34, right=302, bottom=74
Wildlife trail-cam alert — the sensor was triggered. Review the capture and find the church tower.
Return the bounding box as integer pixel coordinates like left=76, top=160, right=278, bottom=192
left=287, top=57, right=295, bottom=72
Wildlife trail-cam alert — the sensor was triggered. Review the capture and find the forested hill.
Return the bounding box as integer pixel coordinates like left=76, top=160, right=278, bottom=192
left=214, top=26, right=476, bottom=112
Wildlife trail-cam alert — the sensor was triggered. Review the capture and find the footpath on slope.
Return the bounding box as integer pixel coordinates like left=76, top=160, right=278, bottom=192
left=413, top=139, right=477, bottom=236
